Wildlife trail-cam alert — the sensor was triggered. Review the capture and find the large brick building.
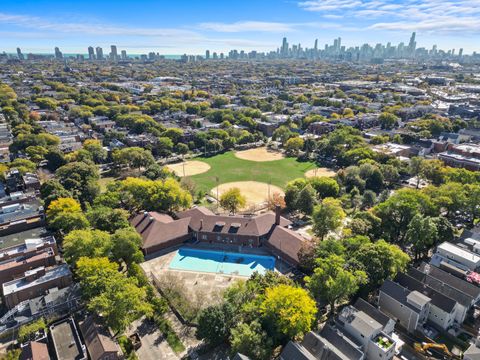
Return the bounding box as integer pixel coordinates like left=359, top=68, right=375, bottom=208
left=131, top=206, right=308, bottom=265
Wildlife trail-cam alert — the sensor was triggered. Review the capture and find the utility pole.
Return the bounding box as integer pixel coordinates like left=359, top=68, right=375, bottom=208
left=216, top=176, right=219, bottom=213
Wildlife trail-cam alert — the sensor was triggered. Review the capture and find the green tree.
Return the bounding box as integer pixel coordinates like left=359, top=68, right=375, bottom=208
left=111, top=227, right=144, bottom=267
left=63, top=229, right=112, bottom=265
left=354, top=240, right=409, bottom=288
left=88, top=275, right=151, bottom=335
left=305, top=254, right=366, bottom=314
left=296, top=183, right=316, bottom=215
left=196, top=303, right=234, bottom=346
left=112, top=147, right=155, bottom=171
left=379, top=112, right=399, bottom=129
left=56, top=161, right=100, bottom=204
left=230, top=321, right=272, bottom=360
left=260, top=284, right=317, bottom=340
left=86, top=206, right=130, bottom=233
left=374, top=188, right=434, bottom=243
left=219, top=187, right=246, bottom=214
left=405, top=214, right=438, bottom=259
left=83, top=139, right=107, bottom=163
left=308, top=177, right=339, bottom=198
left=312, top=198, right=346, bottom=239
left=284, top=137, right=304, bottom=156
left=76, top=257, right=152, bottom=335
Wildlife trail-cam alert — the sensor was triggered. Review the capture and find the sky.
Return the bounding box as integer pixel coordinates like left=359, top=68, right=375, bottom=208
left=1, top=0, right=479, bottom=55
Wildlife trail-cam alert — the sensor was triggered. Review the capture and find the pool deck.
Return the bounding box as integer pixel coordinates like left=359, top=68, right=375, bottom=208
left=141, top=243, right=293, bottom=306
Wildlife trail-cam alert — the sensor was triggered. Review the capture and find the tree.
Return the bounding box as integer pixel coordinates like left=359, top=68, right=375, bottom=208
left=56, top=161, right=100, bottom=204
left=111, top=227, right=144, bottom=267
left=379, top=112, right=399, bottom=129
left=196, top=303, right=234, bottom=346
left=267, top=192, right=286, bottom=211
left=312, top=198, right=346, bottom=239
left=46, top=197, right=82, bottom=218
left=374, top=188, right=435, bottom=243
left=112, top=147, right=155, bottom=171
left=45, top=148, right=67, bottom=171
left=409, top=157, right=426, bottom=189
left=76, top=257, right=152, bottom=335
left=284, top=178, right=307, bottom=211
left=156, top=137, right=174, bottom=157
left=113, top=177, right=192, bottom=212
left=405, top=214, right=438, bottom=259
left=83, top=139, right=107, bottom=163
left=40, top=180, right=72, bottom=209
left=86, top=206, right=130, bottom=233
left=284, top=137, right=304, bottom=156
left=48, top=212, right=90, bottom=234
left=296, top=184, right=316, bottom=215
left=353, top=240, right=409, bottom=288
left=260, top=284, right=317, bottom=340
left=361, top=190, right=376, bottom=209
left=230, top=321, right=272, bottom=360
left=25, top=145, right=48, bottom=163
left=220, top=187, right=246, bottom=214
left=305, top=254, right=366, bottom=314
left=63, top=229, right=112, bottom=265
left=175, top=143, right=189, bottom=156
left=76, top=257, right=120, bottom=299
left=308, top=177, right=340, bottom=199
left=88, top=275, right=151, bottom=335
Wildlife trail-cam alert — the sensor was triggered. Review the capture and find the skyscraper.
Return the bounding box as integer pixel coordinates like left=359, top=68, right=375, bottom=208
left=95, top=47, right=104, bottom=60
left=281, top=37, right=288, bottom=57
left=205, top=50, right=210, bottom=59
left=54, top=47, right=63, bottom=59
left=16, top=48, right=24, bottom=60
left=408, top=32, right=416, bottom=54
left=110, top=45, right=118, bottom=60
left=88, top=46, right=95, bottom=60
left=121, top=50, right=127, bottom=60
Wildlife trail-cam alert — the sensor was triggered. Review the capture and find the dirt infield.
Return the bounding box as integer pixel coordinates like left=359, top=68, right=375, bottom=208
left=305, top=168, right=336, bottom=178
left=234, top=147, right=285, bottom=162
left=166, top=160, right=211, bottom=177
left=211, top=181, right=284, bottom=209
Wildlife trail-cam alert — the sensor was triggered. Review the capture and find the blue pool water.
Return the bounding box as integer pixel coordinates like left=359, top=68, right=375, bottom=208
left=169, top=248, right=275, bottom=277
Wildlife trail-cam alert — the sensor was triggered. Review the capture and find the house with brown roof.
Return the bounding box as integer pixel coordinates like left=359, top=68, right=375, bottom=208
left=131, top=206, right=308, bottom=265
left=79, top=315, right=123, bottom=360
left=20, top=341, right=50, bottom=360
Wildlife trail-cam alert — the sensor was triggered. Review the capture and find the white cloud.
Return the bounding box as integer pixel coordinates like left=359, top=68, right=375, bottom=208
left=297, top=0, right=480, bottom=34
left=198, top=21, right=294, bottom=33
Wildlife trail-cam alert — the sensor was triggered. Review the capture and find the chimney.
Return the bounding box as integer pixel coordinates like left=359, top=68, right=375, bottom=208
left=275, top=205, right=281, bottom=225
left=200, top=219, right=203, bottom=230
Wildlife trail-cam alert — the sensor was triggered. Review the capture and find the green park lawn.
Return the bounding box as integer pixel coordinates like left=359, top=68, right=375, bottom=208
left=189, top=151, right=318, bottom=192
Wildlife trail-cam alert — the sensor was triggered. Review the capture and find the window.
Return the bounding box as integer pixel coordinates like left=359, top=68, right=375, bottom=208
left=202, top=235, right=207, bottom=240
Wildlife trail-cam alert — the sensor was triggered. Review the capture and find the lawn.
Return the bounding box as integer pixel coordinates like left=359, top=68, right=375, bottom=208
left=189, top=151, right=318, bottom=192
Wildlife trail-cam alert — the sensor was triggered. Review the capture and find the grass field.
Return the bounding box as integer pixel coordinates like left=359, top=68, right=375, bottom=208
left=189, top=151, right=318, bottom=192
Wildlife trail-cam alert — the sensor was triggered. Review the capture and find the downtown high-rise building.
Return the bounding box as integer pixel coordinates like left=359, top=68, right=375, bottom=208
left=16, top=48, right=24, bottom=60
left=205, top=50, right=210, bottom=59
left=121, top=50, right=127, bottom=60
left=88, top=46, right=95, bottom=60
left=95, top=46, right=104, bottom=60
left=54, top=47, right=63, bottom=59
left=110, top=45, right=118, bottom=60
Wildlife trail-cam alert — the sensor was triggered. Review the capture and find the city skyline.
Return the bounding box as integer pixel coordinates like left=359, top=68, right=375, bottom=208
left=0, top=0, right=480, bottom=54
left=11, top=32, right=475, bottom=64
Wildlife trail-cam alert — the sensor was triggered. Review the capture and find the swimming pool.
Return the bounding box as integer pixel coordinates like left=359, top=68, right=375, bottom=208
left=169, top=248, right=275, bottom=277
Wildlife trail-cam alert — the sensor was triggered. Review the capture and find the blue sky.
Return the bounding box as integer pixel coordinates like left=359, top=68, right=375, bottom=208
left=1, top=0, right=479, bottom=54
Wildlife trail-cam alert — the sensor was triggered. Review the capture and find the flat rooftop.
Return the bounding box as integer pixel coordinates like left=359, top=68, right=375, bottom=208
left=0, top=227, right=50, bottom=250
left=3, top=264, right=71, bottom=296
left=438, top=242, right=480, bottom=263
left=50, top=318, right=86, bottom=360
